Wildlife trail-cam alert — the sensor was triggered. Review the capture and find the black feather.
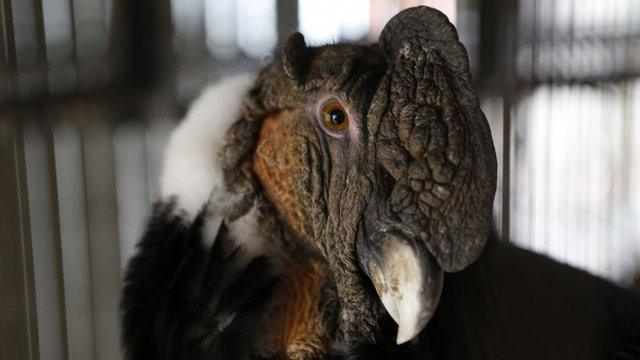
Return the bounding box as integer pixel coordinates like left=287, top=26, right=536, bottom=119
left=121, top=202, right=640, bottom=360
left=120, top=201, right=279, bottom=360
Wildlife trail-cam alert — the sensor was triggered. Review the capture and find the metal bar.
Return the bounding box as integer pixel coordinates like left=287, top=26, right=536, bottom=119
left=0, top=0, right=16, bottom=63
left=83, top=119, right=123, bottom=360
left=23, top=121, right=66, bottom=360
left=78, top=122, right=99, bottom=360
left=277, top=0, right=298, bottom=43
left=547, top=0, right=557, bottom=255
left=1, top=0, right=18, bottom=97
left=0, top=117, right=37, bottom=360
left=15, top=119, right=41, bottom=360
left=528, top=0, right=537, bottom=248
left=31, top=0, right=49, bottom=92
left=67, top=0, right=79, bottom=88
left=500, top=0, right=519, bottom=241
left=501, top=98, right=512, bottom=241
left=44, top=123, right=70, bottom=360
left=519, top=72, right=640, bottom=86
left=53, top=119, right=96, bottom=360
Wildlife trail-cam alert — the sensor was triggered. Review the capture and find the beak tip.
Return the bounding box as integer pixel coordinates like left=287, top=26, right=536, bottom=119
left=359, top=223, right=443, bottom=345
left=395, top=312, right=431, bottom=344
left=396, top=327, right=418, bottom=344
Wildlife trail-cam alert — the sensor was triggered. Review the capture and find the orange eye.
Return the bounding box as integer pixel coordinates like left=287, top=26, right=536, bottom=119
left=320, top=101, right=349, bottom=134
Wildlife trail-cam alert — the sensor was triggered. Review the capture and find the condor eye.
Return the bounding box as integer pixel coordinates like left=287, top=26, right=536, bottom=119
left=319, top=100, right=349, bottom=134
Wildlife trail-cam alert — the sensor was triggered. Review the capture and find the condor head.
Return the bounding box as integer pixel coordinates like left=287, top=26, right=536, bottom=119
left=221, top=6, right=497, bottom=345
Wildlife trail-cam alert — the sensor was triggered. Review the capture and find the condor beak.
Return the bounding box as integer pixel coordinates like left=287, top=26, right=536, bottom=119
left=357, top=220, right=443, bottom=344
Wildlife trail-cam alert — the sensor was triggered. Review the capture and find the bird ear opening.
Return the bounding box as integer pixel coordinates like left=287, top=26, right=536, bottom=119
left=282, top=32, right=312, bottom=88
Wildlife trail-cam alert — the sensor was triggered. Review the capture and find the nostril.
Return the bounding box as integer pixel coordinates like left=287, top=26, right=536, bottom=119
left=381, top=169, right=396, bottom=193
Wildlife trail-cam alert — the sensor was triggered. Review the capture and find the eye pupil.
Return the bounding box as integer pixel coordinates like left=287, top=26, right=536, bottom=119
left=329, top=109, right=345, bottom=125
left=320, top=100, right=349, bottom=135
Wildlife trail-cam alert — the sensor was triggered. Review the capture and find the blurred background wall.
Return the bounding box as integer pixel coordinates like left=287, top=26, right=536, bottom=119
left=0, top=0, right=638, bottom=359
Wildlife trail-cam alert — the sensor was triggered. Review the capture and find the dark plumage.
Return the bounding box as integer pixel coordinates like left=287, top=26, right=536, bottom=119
left=120, top=201, right=278, bottom=359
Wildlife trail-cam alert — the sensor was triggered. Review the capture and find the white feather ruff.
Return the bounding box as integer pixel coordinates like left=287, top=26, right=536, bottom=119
left=160, top=73, right=264, bottom=255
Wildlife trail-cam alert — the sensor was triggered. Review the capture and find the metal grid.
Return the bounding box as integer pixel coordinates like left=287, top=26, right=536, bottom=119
left=1, top=1, right=638, bottom=359
left=506, top=0, right=640, bottom=283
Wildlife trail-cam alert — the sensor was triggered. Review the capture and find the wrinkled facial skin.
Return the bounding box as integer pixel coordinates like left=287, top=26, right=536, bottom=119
left=250, top=46, right=389, bottom=342
left=253, top=111, right=317, bottom=239
left=252, top=96, right=379, bottom=245
left=221, top=6, right=497, bottom=345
